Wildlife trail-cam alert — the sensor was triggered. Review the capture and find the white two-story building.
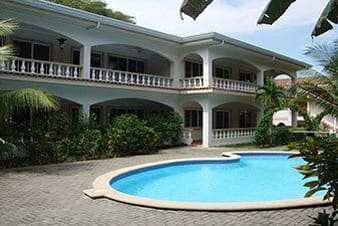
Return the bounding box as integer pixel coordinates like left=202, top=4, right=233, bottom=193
left=0, top=0, right=310, bottom=147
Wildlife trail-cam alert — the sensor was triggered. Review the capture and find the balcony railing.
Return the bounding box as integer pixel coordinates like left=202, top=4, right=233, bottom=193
left=213, top=78, right=256, bottom=93
left=0, top=57, right=81, bottom=78
left=213, top=128, right=255, bottom=140
left=90, top=67, right=173, bottom=88
left=180, top=77, right=204, bottom=89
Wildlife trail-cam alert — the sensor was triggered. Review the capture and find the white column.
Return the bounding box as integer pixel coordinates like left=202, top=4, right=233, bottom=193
left=202, top=51, right=213, bottom=88
left=291, top=74, right=298, bottom=128
left=171, top=61, right=184, bottom=88
left=202, top=102, right=213, bottom=148
left=291, top=110, right=298, bottom=128
left=257, top=70, right=265, bottom=86
left=82, top=103, right=90, bottom=119
left=80, top=44, right=91, bottom=79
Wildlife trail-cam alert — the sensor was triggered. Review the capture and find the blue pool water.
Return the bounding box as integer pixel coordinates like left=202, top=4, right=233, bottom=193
left=110, top=154, right=324, bottom=203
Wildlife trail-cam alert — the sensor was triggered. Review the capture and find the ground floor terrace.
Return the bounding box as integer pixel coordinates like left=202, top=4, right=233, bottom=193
left=0, top=146, right=329, bottom=226
left=0, top=77, right=266, bottom=147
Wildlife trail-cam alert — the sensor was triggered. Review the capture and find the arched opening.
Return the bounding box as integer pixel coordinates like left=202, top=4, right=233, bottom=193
left=182, top=101, right=203, bottom=145
left=264, top=69, right=299, bottom=128
left=213, top=102, right=259, bottom=129
left=2, top=22, right=83, bottom=77
left=264, top=69, right=294, bottom=88
left=212, top=58, right=259, bottom=82
left=91, top=44, right=172, bottom=78
left=90, top=98, right=173, bottom=124
left=211, top=102, right=259, bottom=146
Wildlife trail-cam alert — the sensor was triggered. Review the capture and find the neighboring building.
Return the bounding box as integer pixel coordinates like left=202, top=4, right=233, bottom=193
left=0, top=0, right=310, bottom=147
left=274, top=78, right=338, bottom=132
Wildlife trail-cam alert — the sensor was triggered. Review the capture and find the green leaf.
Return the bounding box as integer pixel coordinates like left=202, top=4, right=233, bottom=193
left=304, top=181, right=319, bottom=188
left=312, top=0, right=338, bottom=37
left=257, top=0, right=296, bottom=25
left=305, top=187, right=325, bottom=198
left=180, top=0, right=214, bottom=20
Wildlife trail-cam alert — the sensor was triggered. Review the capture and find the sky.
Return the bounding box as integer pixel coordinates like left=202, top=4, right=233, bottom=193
left=106, top=0, right=338, bottom=73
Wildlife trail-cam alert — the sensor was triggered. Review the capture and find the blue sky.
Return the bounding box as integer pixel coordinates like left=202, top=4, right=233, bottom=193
left=106, top=0, right=338, bottom=72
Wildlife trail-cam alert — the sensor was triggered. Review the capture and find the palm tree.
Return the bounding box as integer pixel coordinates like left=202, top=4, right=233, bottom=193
left=297, top=41, right=338, bottom=118
left=0, top=19, right=59, bottom=159
left=255, top=77, right=287, bottom=112
left=0, top=19, right=59, bottom=117
left=300, top=110, right=329, bottom=131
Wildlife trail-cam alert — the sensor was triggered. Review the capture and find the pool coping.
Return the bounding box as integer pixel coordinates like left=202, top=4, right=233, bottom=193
left=83, top=151, right=331, bottom=211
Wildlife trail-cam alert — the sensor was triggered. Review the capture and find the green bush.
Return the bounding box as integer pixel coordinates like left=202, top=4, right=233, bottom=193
left=106, top=115, right=157, bottom=156
left=270, top=127, right=292, bottom=146
left=145, top=111, right=183, bottom=147
left=254, top=110, right=274, bottom=147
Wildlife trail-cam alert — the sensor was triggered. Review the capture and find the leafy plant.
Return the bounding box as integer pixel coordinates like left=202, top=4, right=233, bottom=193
left=47, top=0, right=135, bottom=23
left=106, top=115, right=158, bottom=156
left=289, top=136, right=338, bottom=226
left=300, top=110, right=329, bottom=131
left=145, top=111, right=183, bottom=147
left=309, top=210, right=338, bottom=226
left=254, top=110, right=274, bottom=147
left=270, top=127, right=292, bottom=146
left=0, top=137, right=15, bottom=161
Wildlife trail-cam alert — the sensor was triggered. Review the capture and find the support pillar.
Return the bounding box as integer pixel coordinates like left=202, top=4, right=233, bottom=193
left=171, top=61, right=184, bottom=88
left=202, top=102, right=213, bottom=148
left=291, top=110, right=298, bottom=128
left=82, top=103, right=90, bottom=119
left=257, top=70, right=265, bottom=86
left=80, top=44, right=91, bottom=79
left=202, top=51, right=213, bottom=88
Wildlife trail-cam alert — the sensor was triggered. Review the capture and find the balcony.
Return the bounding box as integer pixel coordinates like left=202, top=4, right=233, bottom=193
left=90, top=67, right=173, bottom=89
left=212, top=78, right=256, bottom=93
left=1, top=57, right=258, bottom=94
left=0, top=57, right=174, bottom=89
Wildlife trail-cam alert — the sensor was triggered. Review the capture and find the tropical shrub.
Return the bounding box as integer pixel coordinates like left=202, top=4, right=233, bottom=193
left=270, top=127, right=292, bottom=146
left=289, top=137, right=338, bottom=225
left=106, top=115, right=157, bottom=156
left=254, top=110, right=274, bottom=147
left=145, top=111, right=183, bottom=147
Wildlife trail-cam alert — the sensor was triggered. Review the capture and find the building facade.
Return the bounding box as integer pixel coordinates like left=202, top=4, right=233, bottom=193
left=0, top=0, right=310, bottom=147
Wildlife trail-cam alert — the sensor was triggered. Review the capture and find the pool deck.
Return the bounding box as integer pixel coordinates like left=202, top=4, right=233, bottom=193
left=0, top=146, right=331, bottom=226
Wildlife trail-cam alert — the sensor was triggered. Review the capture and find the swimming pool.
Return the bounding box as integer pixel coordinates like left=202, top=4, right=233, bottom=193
left=84, top=152, right=329, bottom=211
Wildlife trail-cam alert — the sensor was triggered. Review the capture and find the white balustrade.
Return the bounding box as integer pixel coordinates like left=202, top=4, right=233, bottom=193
left=90, top=67, right=173, bottom=88
left=0, top=57, right=82, bottom=78
left=213, top=78, right=256, bottom=93
left=212, top=128, right=255, bottom=140
left=180, top=77, right=204, bottom=89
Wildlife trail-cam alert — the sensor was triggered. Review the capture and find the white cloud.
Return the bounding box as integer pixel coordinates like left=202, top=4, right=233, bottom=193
left=106, top=0, right=329, bottom=36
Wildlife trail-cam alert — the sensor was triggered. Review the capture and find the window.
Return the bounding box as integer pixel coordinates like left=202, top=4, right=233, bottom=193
left=239, top=72, right=253, bottom=83
left=215, top=111, right=230, bottom=129
left=214, top=67, right=230, bottom=79
left=91, top=53, right=102, bottom=68
left=185, top=110, right=203, bottom=128
left=71, top=107, right=80, bottom=121
left=108, top=55, right=145, bottom=73
left=13, top=40, right=50, bottom=61
left=239, top=111, right=252, bottom=128
left=72, top=49, right=80, bottom=65
left=185, top=61, right=203, bottom=77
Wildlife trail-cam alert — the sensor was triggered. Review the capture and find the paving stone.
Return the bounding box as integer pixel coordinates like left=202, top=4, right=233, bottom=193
left=0, top=147, right=331, bottom=226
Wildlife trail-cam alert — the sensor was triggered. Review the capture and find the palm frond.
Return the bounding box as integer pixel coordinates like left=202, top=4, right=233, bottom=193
left=297, top=82, right=338, bottom=117
left=304, top=42, right=337, bottom=68
left=0, top=44, right=14, bottom=61
left=0, top=19, right=18, bottom=37
left=0, top=88, right=60, bottom=117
